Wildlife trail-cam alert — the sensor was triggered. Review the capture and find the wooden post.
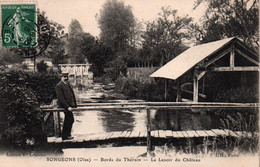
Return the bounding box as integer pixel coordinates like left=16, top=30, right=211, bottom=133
left=193, top=68, right=199, bottom=102
left=53, top=114, right=59, bottom=137
left=146, top=108, right=152, bottom=156
left=230, top=43, right=235, bottom=68
left=52, top=99, right=61, bottom=137
left=176, top=79, right=182, bottom=102
left=164, top=79, right=167, bottom=100
left=41, top=109, right=47, bottom=143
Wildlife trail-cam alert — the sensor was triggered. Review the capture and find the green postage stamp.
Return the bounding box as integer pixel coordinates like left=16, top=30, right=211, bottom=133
left=1, top=3, right=36, bottom=47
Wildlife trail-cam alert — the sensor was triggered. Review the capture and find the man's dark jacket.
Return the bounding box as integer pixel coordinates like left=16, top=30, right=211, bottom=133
left=55, top=81, right=77, bottom=110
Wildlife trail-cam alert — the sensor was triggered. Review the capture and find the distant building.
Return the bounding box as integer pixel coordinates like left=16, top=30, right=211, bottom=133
left=22, top=56, right=53, bottom=70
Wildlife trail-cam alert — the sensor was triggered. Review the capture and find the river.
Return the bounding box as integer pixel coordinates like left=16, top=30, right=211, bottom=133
left=62, top=79, right=220, bottom=136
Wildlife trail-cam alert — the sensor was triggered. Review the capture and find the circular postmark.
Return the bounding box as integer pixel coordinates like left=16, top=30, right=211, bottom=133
left=1, top=4, right=51, bottom=58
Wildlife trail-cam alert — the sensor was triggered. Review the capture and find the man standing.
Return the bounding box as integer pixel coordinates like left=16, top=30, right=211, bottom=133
left=55, top=72, right=77, bottom=140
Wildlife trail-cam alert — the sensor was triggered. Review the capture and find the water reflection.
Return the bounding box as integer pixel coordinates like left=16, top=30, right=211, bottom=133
left=69, top=109, right=216, bottom=135
left=66, top=81, right=218, bottom=135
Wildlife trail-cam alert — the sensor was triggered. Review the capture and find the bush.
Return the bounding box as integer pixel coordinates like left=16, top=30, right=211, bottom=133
left=0, top=75, right=46, bottom=147
left=0, top=70, right=60, bottom=147
left=215, top=84, right=258, bottom=103
left=115, top=76, right=175, bottom=101
left=0, top=69, right=60, bottom=105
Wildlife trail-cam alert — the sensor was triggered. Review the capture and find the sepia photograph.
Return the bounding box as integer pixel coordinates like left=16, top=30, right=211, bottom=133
left=0, top=0, right=259, bottom=166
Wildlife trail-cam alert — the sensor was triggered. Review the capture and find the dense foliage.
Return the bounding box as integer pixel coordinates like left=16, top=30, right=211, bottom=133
left=0, top=82, right=45, bottom=147
left=0, top=70, right=60, bottom=147
left=115, top=76, right=177, bottom=101
left=193, top=0, right=259, bottom=52
left=141, top=7, right=192, bottom=66
left=0, top=70, right=60, bottom=148
left=98, top=0, right=136, bottom=53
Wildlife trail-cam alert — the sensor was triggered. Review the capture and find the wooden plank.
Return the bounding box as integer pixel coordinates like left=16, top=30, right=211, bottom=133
left=223, top=129, right=238, bottom=137
left=99, top=132, right=111, bottom=140
left=181, top=131, right=189, bottom=138
left=119, top=131, right=128, bottom=138
left=156, top=130, right=160, bottom=138
left=158, top=130, right=166, bottom=138
left=195, top=130, right=208, bottom=137
left=234, top=131, right=243, bottom=137
left=165, top=130, right=172, bottom=137
left=204, top=130, right=217, bottom=137
left=125, top=131, right=132, bottom=138
left=139, top=131, right=146, bottom=138
left=209, top=66, right=259, bottom=72
left=105, top=132, right=114, bottom=139
left=130, top=131, right=140, bottom=138
left=190, top=130, right=200, bottom=137
left=185, top=130, right=195, bottom=137
left=211, top=129, right=228, bottom=136
left=176, top=131, right=184, bottom=138
left=151, top=130, right=156, bottom=137
left=111, top=132, right=122, bottom=139
left=172, top=131, right=179, bottom=138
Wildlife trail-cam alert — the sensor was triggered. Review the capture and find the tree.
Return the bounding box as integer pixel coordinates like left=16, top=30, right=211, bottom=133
left=98, top=0, right=136, bottom=53
left=67, top=19, right=96, bottom=63
left=141, top=7, right=192, bottom=66
left=44, top=19, right=68, bottom=65
left=0, top=48, right=22, bottom=65
left=87, top=39, right=113, bottom=76
left=193, top=0, right=259, bottom=52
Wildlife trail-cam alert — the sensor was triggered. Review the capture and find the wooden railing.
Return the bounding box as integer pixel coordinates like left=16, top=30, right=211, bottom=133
left=40, top=101, right=258, bottom=154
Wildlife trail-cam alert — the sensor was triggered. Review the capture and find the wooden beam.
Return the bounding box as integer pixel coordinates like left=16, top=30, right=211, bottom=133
left=235, top=49, right=259, bottom=65
left=203, top=48, right=231, bottom=67
left=41, top=101, right=259, bottom=109
left=53, top=112, right=60, bottom=137
left=164, top=79, right=167, bottom=100
left=176, top=80, right=182, bottom=102
left=146, top=108, right=152, bottom=155
left=230, top=43, right=235, bottom=68
left=198, top=71, right=206, bottom=80
left=193, top=68, right=199, bottom=102
left=208, top=66, right=259, bottom=72
left=236, top=40, right=259, bottom=58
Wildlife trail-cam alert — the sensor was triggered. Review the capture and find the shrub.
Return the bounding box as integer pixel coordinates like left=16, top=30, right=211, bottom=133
left=0, top=75, right=46, bottom=147
left=0, top=70, right=60, bottom=146
left=115, top=76, right=174, bottom=101
left=0, top=69, right=60, bottom=105
left=215, top=84, right=258, bottom=103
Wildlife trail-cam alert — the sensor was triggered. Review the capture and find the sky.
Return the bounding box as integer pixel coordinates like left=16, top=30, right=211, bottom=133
left=37, top=0, right=207, bottom=37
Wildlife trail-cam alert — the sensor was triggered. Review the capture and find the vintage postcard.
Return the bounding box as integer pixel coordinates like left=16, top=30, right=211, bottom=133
left=0, top=0, right=259, bottom=167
